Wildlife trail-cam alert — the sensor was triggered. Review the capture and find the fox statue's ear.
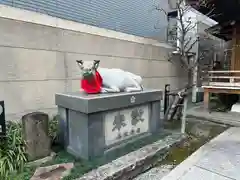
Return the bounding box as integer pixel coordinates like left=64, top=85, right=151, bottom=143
left=76, top=60, right=83, bottom=69
left=93, top=60, right=100, bottom=70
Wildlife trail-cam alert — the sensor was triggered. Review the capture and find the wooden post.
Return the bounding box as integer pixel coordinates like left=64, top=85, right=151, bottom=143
left=203, top=89, right=210, bottom=110
left=231, top=26, right=237, bottom=71
left=231, top=24, right=240, bottom=75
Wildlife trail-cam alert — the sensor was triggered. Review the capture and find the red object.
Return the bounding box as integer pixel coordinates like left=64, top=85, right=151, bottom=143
left=81, top=71, right=103, bottom=94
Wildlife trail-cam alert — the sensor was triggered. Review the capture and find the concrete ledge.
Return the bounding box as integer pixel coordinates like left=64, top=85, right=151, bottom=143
left=55, top=89, right=162, bottom=114
left=187, top=106, right=240, bottom=126
left=76, top=133, right=185, bottom=180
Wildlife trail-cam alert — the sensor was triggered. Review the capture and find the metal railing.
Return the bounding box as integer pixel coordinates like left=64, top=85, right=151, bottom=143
left=202, top=70, right=240, bottom=88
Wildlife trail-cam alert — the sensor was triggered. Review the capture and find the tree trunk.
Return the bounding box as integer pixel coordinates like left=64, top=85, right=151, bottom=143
left=187, top=69, right=192, bottom=87
left=181, top=96, right=188, bottom=134
left=181, top=69, right=192, bottom=134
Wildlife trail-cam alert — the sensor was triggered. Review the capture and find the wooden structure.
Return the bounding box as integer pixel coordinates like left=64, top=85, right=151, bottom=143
left=189, top=0, right=240, bottom=110
left=202, top=71, right=240, bottom=109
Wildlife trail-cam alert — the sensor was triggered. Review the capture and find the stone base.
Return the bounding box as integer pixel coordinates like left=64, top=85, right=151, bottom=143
left=55, top=89, right=163, bottom=160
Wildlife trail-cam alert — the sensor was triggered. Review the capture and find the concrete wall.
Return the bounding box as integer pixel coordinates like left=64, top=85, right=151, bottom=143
left=0, top=5, right=186, bottom=121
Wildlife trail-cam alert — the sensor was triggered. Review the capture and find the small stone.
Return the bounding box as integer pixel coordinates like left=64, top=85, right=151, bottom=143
left=30, top=163, right=74, bottom=180
left=117, top=133, right=122, bottom=139
left=190, top=123, right=211, bottom=138
left=182, top=141, right=191, bottom=148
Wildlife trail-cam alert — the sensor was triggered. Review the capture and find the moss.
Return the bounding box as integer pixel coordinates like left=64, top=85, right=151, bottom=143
left=159, top=121, right=228, bottom=166
left=10, top=115, right=228, bottom=179
left=163, top=120, right=182, bottom=131
left=11, top=131, right=170, bottom=179
left=162, top=139, right=206, bottom=165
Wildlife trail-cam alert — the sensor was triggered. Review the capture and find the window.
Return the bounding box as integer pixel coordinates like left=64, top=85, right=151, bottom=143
left=167, top=10, right=178, bottom=46
left=168, top=0, right=177, bottom=9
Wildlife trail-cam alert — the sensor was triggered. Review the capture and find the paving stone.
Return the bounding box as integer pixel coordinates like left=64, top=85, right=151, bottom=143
left=196, top=149, right=240, bottom=180
left=161, top=127, right=240, bottom=180
left=203, top=128, right=240, bottom=154
left=178, top=166, right=232, bottom=180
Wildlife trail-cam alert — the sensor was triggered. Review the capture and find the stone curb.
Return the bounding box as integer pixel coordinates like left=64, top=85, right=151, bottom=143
left=187, top=114, right=237, bottom=126
left=76, top=133, right=185, bottom=180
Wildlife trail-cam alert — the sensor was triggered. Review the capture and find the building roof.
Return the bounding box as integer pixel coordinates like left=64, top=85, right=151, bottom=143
left=205, top=21, right=235, bottom=41
left=188, top=0, right=240, bottom=41
left=188, top=0, right=240, bottom=23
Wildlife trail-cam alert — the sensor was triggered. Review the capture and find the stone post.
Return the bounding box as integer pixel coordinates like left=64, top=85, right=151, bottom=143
left=22, top=112, right=51, bottom=161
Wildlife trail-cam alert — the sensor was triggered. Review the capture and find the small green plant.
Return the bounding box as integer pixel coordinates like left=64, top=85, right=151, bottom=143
left=0, top=121, right=27, bottom=179
left=49, top=115, right=59, bottom=144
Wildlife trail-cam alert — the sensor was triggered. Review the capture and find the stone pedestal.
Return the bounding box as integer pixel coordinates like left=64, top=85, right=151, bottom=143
left=55, top=89, right=162, bottom=160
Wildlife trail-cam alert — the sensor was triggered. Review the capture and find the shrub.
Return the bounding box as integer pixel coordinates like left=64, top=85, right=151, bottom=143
left=0, top=121, right=27, bottom=179
left=49, top=115, right=59, bottom=145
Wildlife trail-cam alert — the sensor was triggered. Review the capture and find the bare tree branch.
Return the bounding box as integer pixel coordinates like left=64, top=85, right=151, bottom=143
left=153, top=4, right=168, bottom=16
left=185, top=37, right=199, bottom=53
left=155, top=0, right=219, bottom=87
left=184, top=36, right=192, bottom=49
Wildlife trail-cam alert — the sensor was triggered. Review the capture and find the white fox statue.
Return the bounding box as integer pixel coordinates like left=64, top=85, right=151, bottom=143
left=76, top=60, right=143, bottom=94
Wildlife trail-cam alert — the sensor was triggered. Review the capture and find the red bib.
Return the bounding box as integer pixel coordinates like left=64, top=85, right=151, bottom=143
left=81, top=71, right=103, bottom=94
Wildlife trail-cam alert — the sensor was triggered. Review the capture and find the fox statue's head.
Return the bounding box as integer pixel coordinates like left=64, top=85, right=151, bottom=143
left=76, top=60, right=100, bottom=79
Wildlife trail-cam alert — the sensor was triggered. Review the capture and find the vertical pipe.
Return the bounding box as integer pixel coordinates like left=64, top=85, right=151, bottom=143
left=164, top=84, right=170, bottom=114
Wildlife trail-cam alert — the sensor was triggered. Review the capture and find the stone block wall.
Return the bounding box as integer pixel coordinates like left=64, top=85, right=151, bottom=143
left=0, top=5, right=187, bottom=120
